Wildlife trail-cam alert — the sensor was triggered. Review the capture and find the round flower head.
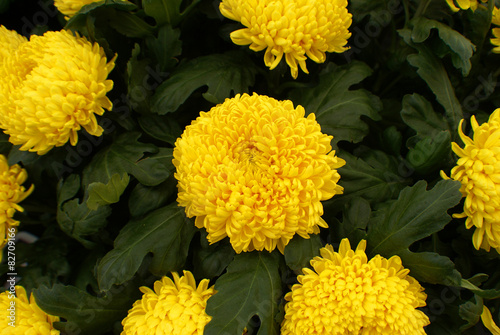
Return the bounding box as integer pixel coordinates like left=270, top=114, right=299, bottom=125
left=445, top=0, right=485, bottom=12
left=0, top=155, right=33, bottom=250
left=281, top=238, right=430, bottom=334
left=219, top=0, right=352, bottom=79
left=441, top=109, right=500, bottom=252
left=0, top=286, right=60, bottom=334
left=0, top=25, right=26, bottom=63
left=121, top=271, right=215, bottom=335
left=0, top=29, right=115, bottom=155
left=173, top=93, right=345, bottom=253
left=54, top=0, right=102, bottom=19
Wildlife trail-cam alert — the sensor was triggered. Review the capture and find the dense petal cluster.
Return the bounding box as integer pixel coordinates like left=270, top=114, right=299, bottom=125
left=173, top=93, right=345, bottom=253
left=0, top=155, right=33, bottom=250
left=0, top=25, right=26, bottom=62
left=445, top=0, right=486, bottom=11
left=281, top=239, right=430, bottom=334
left=491, top=7, right=500, bottom=53
left=121, top=271, right=215, bottom=335
left=219, top=0, right=352, bottom=78
left=0, top=286, right=60, bottom=334
left=0, top=29, right=115, bottom=155
left=54, top=0, right=102, bottom=19
left=441, top=109, right=500, bottom=252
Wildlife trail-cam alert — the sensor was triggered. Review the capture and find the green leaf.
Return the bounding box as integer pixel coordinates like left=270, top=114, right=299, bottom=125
left=108, top=11, right=155, bottom=38
left=406, top=131, right=452, bottom=175
left=97, top=203, right=196, bottom=291
left=56, top=175, right=112, bottom=248
left=82, top=132, right=169, bottom=187
left=205, top=252, right=281, bottom=335
left=284, top=234, right=322, bottom=272
left=65, top=0, right=137, bottom=30
left=151, top=51, right=259, bottom=114
left=399, top=29, right=463, bottom=135
left=459, top=296, right=483, bottom=331
left=289, top=61, right=382, bottom=146
left=138, top=114, right=182, bottom=145
left=325, top=149, right=410, bottom=209
left=86, top=173, right=130, bottom=210
left=145, top=24, right=182, bottom=72
left=193, top=233, right=235, bottom=279
left=128, top=178, right=176, bottom=217
left=401, top=93, right=449, bottom=137
left=33, top=283, right=140, bottom=335
left=331, top=197, right=370, bottom=244
left=411, top=17, right=476, bottom=76
left=142, top=0, right=200, bottom=27
left=367, top=180, right=462, bottom=284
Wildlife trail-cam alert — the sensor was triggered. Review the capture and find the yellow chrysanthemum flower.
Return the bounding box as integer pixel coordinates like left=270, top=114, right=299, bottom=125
left=121, top=271, right=215, bottom=335
left=0, top=26, right=26, bottom=63
left=173, top=93, right=345, bottom=253
left=281, top=238, right=430, bottom=334
left=441, top=109, right=500, bottom=252
left=219, top=0, right=352, bottom=79
left=0, top=286, right=60, bottom=334
left=491, top=7, right=500, bottom=53
left=0, top=155, right=33, bottom=250
left=481, top=305, right=500, bottom=335
left=445, top=0, right=485, bottom=12
left=0, top=29, right=115, bottom=155
left=54, top=0, right=102, bottom=19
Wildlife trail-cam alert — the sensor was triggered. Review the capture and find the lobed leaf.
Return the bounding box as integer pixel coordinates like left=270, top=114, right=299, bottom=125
left=86, top=173, right=130, bottom=210
left=142, top=0, right=200, bottom=27
left=284, top=235, right=323, bottom=272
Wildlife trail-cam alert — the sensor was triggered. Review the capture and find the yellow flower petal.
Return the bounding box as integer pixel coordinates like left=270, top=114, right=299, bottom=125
left=54, top=0, right=102, bottom=19
left=481, top=305, right=500, bottom=335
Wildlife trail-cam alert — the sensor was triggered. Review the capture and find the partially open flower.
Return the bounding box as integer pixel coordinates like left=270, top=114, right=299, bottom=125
left=173, top=93, right=345, bottom=253
left=121, top=271, right=215, bottom=335
left=441, top=109, right=500, bottom=252
left=54, top=0, right=102, bottom=19
left=0, top=29, right=115, bottom=155
left=281, top=238, right=430, bottom=334
left=0, top=286, right=60, bottom=334
left=219, top=0, right=352, bottom=78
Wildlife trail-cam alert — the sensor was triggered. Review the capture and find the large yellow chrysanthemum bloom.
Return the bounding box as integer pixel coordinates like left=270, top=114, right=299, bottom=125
left=445, top=0, right=486, bottom=12
left=281, top=238, right=430, bottom=334
left=219, top=0, right=352, bottom=79
left=0, top=26, right=26, bottom=63
left=54, top=0, right=102, bottom=19
left=121, top=271, right=215, bottom=335
left=0, top=155, right=33, bottom=250
left=0, top=286, right=60, bottom=334
left=173, top=93, right=345, bottom=253
left=441, top=109, right=500, bottom=252
left=0, top=30, right=115, bottom=155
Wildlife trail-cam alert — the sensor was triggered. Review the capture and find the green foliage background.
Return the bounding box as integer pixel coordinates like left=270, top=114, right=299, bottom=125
left=1, top=0, right=500, bottom=334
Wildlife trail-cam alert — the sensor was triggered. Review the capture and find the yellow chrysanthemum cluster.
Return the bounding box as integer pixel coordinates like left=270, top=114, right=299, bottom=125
left=219, top=0, right=352, bottom=79
left=0, top=155, right=33, bottom=250
left=121, top=271, right=215, bottom=335
left=0, top=28, right=115, bottom=155
left=491, top=7, right=500, bottom=53
left=442, top=109, right=500, bottom=252
left=54, top=0, right=102, bottom=19
left=173, top=93, right=345, bottom=253
left=445, top=0, right=487, bottom=12
left=281, top=238, right=430, bottom=334
left=0, top=25, right=26, bottom=62
left=0, top=286, right=60, bottom=334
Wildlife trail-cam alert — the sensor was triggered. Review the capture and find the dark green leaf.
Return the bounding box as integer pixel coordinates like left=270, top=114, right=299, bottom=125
left=97, top=203, right=196, bottom=291
left=151, top=51, right=259, bottom=114
left=406, top=131, right=451, bottom=175
left=138, top=114, right=182, bottom=145
left=145, top=25, right=182, bottom=71
left=331, top=197, right=370, bottom=244
left=367, top=180, right=462, bottom=284
left=33, top=283, right=140, bottom=335
left=411, top=17, right=475, bottom=76
left=284, top=235, right=322, bottom=272
left=128, top=178, right=176, bottom=217
left=65, top=0, right=137, bottom=30
left=87, top=173, right=130, bottom=210
left=289, top=61, right=382, bottom=146
left=108, top=11, right=155, bottom=38
left=205, top=252, right=281, bottom=335
left=142, top=0, right=200, bottom=27
left=459, top=296, right=483, bottom=331
left=193, top=234, right=235, bottom=279
left=82, top=132, right=169, bottom=187
left=399, top=29, right=463, bottom=134
left=401, top=93, right=449, bottom=137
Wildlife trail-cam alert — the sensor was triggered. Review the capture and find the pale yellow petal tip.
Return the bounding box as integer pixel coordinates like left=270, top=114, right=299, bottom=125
left=481, top=306, right=500, bottom=335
